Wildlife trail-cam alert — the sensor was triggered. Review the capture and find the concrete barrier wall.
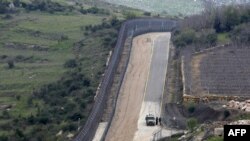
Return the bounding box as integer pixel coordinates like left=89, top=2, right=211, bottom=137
left=73, top=18, right=178, bottom=141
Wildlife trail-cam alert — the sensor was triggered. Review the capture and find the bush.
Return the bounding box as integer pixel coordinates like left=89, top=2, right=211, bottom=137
left=173, top=29, right=196, bottom=47
left=64, top=59, right=77, bottom=68
left=224, top=110, right=230, bottom=118
left=38, top=116, right=50, bottom=125
left=143, top=12, right=151, bottom=16
left=188, top=105, right=195, bottom=113
left=23, top=0, right=65, bottom=13
left=87, top=7, right=99, bottom=14
left=68, top=112, right=82, bottom=121
left=0, top=135, right=8, bottom=141
left=27, top=115, right=36, bottom=125
left=64, top=102, right=76, bottom=111
left=2, top=110, right=10, bottom=119
left=198, top=29, right=217, bottom=46
left=2, top=14, right=12, bottom=19
left=187, top=118, right=198, bottom=132
left=80, top=8, right=87, bottom=14
left=124, top=12, right=137, bottom=19
left=231, top=23, right=250, bottom=45
left=0, top=1, right=9, bottom=14
left=60, top=34, right=68, bottom=41
left=7, top=59, right=15, bottom=69
left=62, top=123, right=77, bottom=132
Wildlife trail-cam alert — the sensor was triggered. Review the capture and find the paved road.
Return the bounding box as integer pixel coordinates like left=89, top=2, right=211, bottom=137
left=134, top=33, right=171, bottom=141
left=145, top=34, right=170, bottom=103
left=105, top=33, right=172, bottom=141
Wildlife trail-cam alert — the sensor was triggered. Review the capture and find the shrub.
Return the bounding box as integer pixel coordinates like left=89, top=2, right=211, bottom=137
left=173, top=29, right=196, bottom=47
left=224, top=110, right=230, bottom=118
left=87, top=7, right=99, bottom=14
left=231, top=23, right=250, bottom=45
left=143, top=12, right=151, bottom=16
left=62, top=123, right=77, bottom=132
left=0, top=1, right=9, bottom=14
left=68, top=112, right=82, bottom=121
left=188, top=105, right=195, bottom=114
left=7, top=59, right=15, bottom=69
left=0, top=135, right=8, bottom=141
left=124, top=12, right=137, bottom=19
left=27, top=115, right=36, bottom=125
left=64, top=59, right=77, bottom=68
left=38, top=116, right=50, bottom=125
left=2, top=14, right=12, bottom=19
left=187, top=118, right=198, bottom=132
left=80, top=8, right=87, bottom=14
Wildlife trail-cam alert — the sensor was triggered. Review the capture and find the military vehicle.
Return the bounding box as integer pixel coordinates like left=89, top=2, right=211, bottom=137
left=145, top=114, right=156, bottom=126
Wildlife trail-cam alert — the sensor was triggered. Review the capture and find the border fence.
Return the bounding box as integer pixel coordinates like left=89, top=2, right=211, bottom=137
left=73, top=18, right=178, bottom=141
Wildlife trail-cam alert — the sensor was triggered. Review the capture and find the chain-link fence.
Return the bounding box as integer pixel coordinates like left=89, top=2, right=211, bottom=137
left=73, top=18, right=178, bottom=141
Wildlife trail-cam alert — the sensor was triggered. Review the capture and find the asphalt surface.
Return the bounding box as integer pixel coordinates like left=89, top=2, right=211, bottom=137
left=141, top=33, right=170, bottom=117
left=134, top=33, right=171, bottom=141
left=145, top=34, right=170, bottom=102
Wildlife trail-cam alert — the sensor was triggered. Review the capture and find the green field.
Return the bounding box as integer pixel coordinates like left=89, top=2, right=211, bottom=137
left=103, top=0, right=205, bottom=16
left=0, top=6, right=114, bottom=139
left=102, top=0, right=250, bottom=16
left=0, top=12, right=103, bottom=105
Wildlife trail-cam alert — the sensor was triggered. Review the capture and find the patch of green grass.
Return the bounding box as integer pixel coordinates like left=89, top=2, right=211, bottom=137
left=0, top=47, right=73, bottom=117
left=0, top=12, right=103, bottom=47
left=103, top=0, right=204, bottom=16
left=0, top=11, right=104, bottom=119
left=235, top=113, right=250, bottom=120
left=207, top=136, right=223, bottom=141
left=0, top=6, right=116, bottom=139
left=217, top=33, right=230, bottom=44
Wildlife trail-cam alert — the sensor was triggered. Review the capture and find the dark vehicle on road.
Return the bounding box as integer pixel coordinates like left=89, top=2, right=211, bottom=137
left=145, top=114, right=156, bottom=126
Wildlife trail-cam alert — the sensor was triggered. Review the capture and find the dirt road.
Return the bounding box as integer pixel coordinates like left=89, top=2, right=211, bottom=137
left=105, top=33, right=171, bottom=141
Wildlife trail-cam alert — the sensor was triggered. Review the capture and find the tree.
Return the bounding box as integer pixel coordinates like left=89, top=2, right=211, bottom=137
left=0, top=0, right=9, bottom=14
left=223, top=6, right=240, bottom=31
left=187, top=118, right=198, bottom=132
left=13, top=0, right=20, bottom=7
left=214, top=12, right=222, bottom=32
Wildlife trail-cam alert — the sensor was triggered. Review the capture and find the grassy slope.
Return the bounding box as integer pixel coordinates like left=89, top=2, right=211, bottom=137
left=0, top=11, right=106, bottom=137
left=102, top=0, right=204, bottom=16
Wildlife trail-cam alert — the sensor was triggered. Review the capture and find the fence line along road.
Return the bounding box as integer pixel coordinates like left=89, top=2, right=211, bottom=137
left=73, top=18, right=178, bottom=141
